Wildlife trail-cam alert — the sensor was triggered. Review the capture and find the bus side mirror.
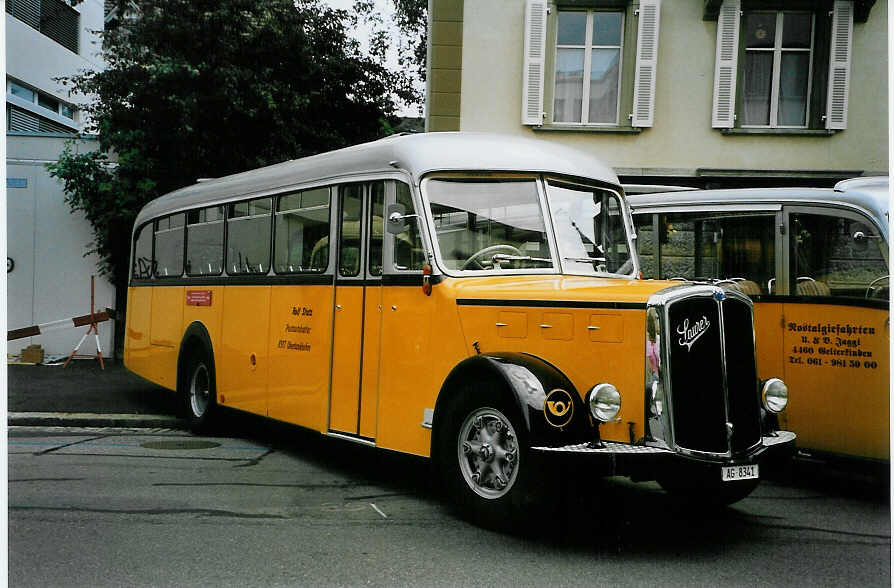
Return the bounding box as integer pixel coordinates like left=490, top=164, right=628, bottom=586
left=852, top=230, right=879, bottom=251
left=386, top=204, right=418, bottom=234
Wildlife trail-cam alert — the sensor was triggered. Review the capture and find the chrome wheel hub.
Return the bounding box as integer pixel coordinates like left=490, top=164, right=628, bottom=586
left=457, top=408, right=519, bottom=499
left=189, top=363, right=210, bottom=418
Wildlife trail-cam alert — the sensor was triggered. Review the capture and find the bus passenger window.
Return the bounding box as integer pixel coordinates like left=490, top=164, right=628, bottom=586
left=369, top=182, right=385, bottom=276
left=227, top=197, right=271, bottom=274
left=657, top=213, right=775, bottom=294
left=339, top=185, right=363, bottom=277
left=132, top=223, right=153, bottom=279
left=186, top=206, right=224, bottom=276
left=394, top=182, right=424, bottom=271
left=154, top=214, right=184, bottom=278
left=632, top=214, right=656, bottom=279
left=791, top=213, right=888, bottom=299
left=274, top=188, right=330, bottom=273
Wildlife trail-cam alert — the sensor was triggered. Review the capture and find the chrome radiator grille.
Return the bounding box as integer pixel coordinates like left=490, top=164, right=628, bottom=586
left=664, top=290, right=761, bottom=456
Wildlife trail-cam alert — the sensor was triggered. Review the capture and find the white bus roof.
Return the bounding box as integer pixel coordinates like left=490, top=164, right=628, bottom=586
left=134, top=132, right=620, bottom=228
left=627, top=179, right=889, bottom=240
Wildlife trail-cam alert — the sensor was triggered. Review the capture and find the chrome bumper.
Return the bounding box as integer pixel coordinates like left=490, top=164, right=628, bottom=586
left=530, top=431, right=796, bottom=480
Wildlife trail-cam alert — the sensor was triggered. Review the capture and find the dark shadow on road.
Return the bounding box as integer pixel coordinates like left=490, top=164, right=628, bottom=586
left=204, top=408, right=890, bottom=556
left=7, top=360, right=179, bottom=415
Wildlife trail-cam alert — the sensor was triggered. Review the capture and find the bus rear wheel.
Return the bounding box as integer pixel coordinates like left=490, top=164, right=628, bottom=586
left=180, top=347, right=216, bottom=432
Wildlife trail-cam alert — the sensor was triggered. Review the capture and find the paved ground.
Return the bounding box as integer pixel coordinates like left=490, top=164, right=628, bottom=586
left=9, top=425, right=891, bottom=587
left=8, top=359, right=178, bottom=415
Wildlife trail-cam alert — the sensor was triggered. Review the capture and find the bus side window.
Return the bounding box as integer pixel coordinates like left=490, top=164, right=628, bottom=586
left=154, top=214, right=184, bottom=278
left=393, top=182, right=424, bottom=271
left=227, top=197, right=272, bottom=274
left=369, top=182, right=385, bottom=276
left=132, top=223, right=153, bottom=279
left=339, top=185, right=364, bottom=277
left=654, top=212, right=775, bottom=294
left=632, top=213, right=656, bottom=279
left=186, top=206, right=224, bottom=276
left=790, top=213, right=888, bottom=299
left=274, top=187, right=331, bottom=274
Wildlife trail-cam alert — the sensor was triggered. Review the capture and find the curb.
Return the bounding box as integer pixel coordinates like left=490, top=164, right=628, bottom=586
left=8, top=412, right=186, bottom=429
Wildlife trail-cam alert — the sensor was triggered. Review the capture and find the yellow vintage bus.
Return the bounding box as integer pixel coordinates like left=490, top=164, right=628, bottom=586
left=125, top=133, right=795, bottom=521
left=629, top=178, right=889, bottom=471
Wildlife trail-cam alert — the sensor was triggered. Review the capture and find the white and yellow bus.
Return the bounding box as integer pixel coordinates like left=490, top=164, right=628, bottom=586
left=629, top=178, right=889, bottom=471
left=125, top=133, right=795, bottom=521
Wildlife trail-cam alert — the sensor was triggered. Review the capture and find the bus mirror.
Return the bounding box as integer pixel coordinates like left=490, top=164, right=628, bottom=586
left=852, top=230, right=878, bottom=250
left=386, top=204, right=418, bottom=234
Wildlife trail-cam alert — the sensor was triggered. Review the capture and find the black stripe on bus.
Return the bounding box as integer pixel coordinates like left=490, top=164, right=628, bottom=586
left=456, top=298, right=648, bottom=310
left=130, top=274, right=333, bottom=287
left=750, top=294, right=889, bottom=311
left=129, top=273, right=444, bottom=288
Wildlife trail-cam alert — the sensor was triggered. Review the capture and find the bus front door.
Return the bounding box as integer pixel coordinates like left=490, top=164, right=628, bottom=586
left=329, top=182, right=383, bottom=440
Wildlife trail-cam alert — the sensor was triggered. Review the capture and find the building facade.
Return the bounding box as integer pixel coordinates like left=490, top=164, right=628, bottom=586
left=7, top=0, right=115, bottom=358
left=426, top=0, right=887, bottom=188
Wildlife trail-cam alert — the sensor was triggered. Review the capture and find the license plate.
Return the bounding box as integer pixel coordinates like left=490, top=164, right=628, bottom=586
left=721, top=464, right=759, bottom=482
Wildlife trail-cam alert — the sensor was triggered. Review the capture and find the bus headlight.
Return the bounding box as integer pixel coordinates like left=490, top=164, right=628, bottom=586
left=762, top=378, right=788, bottom=413
left=588, top=383, right=621, bottom=423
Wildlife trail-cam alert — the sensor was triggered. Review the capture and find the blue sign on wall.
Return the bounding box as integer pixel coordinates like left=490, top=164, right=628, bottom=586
left=8, top=178, right=28, bottom=189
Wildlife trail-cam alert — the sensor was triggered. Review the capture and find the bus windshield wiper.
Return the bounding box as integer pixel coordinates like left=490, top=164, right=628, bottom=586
left=563, top=256, right=606, bottom=263
left=492, top=254, right=553, bottom=265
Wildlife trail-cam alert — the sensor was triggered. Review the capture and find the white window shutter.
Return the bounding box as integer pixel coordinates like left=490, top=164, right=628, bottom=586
left=711, top=0, right=740, bottom=128
left=632, top=0, right=661, bottom=127
left=521, top=0, right=548, bottom=126
left=826, top=1, right=853, bottom=130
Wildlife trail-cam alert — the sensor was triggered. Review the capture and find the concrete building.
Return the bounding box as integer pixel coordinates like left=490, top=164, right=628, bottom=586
left=7, top=0, right=115, bottom=359
left=426, top=0, right=887, bottom=188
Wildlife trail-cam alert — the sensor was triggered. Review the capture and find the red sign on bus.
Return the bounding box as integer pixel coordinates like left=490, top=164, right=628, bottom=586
left=186, top=290, right=213, bottom=306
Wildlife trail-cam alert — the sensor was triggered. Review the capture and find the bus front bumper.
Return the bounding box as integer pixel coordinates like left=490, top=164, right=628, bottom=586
left=531, top=430, right=796, bottom=482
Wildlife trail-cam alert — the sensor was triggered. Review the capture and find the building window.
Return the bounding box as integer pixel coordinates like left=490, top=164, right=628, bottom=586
left=742, top=11, right=813, bottom=128
left=522, top=1, right=661, bottom=129
left=554, top=10, right=624, bottom=125
left=6, top=80, right=78, bottom=133
left=711, top=0, right=854, bottom=132
left=7, top=104, right=73, bottom=133
left=6, top=0, right=80, bottom=54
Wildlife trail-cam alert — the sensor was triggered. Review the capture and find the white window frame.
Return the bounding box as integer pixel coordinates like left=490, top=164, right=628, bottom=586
left=741, top=10, right=815, bottom=129
left=553, top=9, right=625, bottom=126
left=6, top=79, right=77, bottom=125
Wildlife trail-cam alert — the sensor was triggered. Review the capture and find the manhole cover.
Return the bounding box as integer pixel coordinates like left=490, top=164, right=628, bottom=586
left=140, top=440, right=221, bottom=450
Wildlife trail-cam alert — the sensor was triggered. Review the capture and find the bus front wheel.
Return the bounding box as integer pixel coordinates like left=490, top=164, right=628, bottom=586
left=436, top=386, right=537, bottom=529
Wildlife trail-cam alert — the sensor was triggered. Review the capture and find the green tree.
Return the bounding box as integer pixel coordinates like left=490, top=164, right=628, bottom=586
left=49, top=0, right=414, bottom=347
left=392, top=0, right=427, bottom=105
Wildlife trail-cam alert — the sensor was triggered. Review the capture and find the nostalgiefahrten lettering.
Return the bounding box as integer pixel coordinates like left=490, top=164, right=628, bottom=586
left=787, top=320, right=879, bottom=369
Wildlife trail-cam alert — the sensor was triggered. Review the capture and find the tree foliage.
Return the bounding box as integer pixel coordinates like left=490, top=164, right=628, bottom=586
left=49, top=0, right=415, bottom=291
left=392, top=0, right=427, bottom=94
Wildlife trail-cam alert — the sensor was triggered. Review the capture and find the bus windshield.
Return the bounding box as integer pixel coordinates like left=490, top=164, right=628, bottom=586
left=423, top=177, right=634, bottom=276
left=425, top=178, right=556, bottom=272
left=546, top=180, right=634, bottom=276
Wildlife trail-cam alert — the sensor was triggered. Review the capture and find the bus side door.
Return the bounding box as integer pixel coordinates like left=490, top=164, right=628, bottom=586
left=329, top=182, right=384, bottom=438
left=780, top=206, right=890, bottom=460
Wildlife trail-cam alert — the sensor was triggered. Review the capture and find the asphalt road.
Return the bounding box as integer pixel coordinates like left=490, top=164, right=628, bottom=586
left=9, top=422, right=891, bottom=588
